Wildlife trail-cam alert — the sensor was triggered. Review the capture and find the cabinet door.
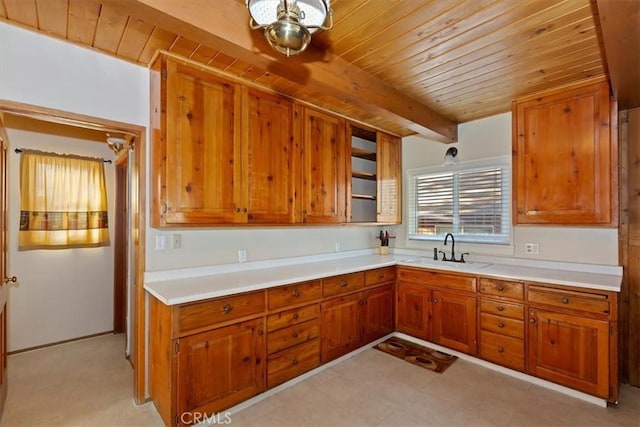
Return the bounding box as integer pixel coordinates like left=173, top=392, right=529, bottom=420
left=177, top=318, right=265, bottom=418
left=376, top=132, right=401, bottom=223
left=362, top=284, right=395, bottom=344
left=431, top=291, right=477, bottom=354
left=528, top=309, right=609, bottom=398
left=163, top=60, right=243, bottom=224
left=513, top=81, right=612, bottom=224
left=396, top=283, right=430, bottom=340
left=245, top=89, right=297, bottom=223
left=302, top=108, right=347, bottom=223
left=321, top=293, right=362, bottom=362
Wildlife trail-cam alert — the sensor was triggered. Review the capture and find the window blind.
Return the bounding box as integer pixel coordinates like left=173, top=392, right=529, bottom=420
left=408, top=161, right=510, bottom=244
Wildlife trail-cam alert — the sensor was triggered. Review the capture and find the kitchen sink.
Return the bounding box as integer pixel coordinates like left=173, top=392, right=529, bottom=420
left=398, top=257, right=491, bottom=272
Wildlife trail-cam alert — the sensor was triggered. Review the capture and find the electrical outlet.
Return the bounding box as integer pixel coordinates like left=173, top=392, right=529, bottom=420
left=335, top=242, right=341, bottom=252
left=155, top=235, right=167, bottom=251
left=238, top=249, right=247, bottom=263
left=170, top=234, right=182, bottom=249
left=524, top=242, right=540, bottom=255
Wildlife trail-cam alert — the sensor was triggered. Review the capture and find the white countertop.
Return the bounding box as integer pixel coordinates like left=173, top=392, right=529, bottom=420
left=145, top=251, right=622, bottom=306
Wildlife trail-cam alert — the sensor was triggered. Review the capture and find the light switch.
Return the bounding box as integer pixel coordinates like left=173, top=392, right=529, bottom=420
left=155, top=235, right=167, bottom=250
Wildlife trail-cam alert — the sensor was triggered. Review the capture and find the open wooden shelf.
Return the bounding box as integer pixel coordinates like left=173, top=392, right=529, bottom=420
left=352, top=194, right=377, bottom=201
left=351, top=147, right=376, bottom=162
left=352, top=171, right=377, bottom=181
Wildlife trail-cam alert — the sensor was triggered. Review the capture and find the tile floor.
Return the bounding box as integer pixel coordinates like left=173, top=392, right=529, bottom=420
left=1, top=334, right=639, bottom=426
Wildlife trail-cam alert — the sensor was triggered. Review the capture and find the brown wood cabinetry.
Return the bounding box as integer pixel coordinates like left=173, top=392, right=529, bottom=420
left=151, top=55, right=297, bottom=226
left=244, top=88, right=298, bottom=223
left=149, top=291, right=266, bottom=427
left=526, top=283, right=617, bottom=400
left=321, top=269, right=395, bottom=362
left=478, top=277, right=526, bottom=371
left=151, top=55, right=242, bottom=226
left=301, top=108, right=348, bottom=223
left=151, top=55, right=402, bottom=227
left=347, top=126, right=401, bottom=224
left=512, top=79, right=616, bottom=225
left=177, top=319, right=265, bottom=420
left=376, top=132, right=402, bottom=223
left=396, top=267, right=477, bottom=354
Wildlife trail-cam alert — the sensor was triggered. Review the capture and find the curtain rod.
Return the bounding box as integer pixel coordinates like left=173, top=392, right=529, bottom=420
left=14, top=148, right=112, bottom=164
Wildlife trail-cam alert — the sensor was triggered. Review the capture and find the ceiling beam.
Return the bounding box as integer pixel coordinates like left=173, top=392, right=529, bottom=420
left=595, top=0, right=640, bottom=109
left=114, top=0, right=458, bottom=142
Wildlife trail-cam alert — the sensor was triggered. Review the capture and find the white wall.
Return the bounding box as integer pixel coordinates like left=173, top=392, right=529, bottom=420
left=0, top=22, right=149, bottom=126
left=396, top=112, right=619, bottom=265
left=0, top=22, right=149, bottom=351
left=5, top=117, right=117, bottom=351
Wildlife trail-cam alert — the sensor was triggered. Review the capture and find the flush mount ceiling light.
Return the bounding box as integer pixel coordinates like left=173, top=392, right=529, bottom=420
left=106, top=134, right=128, bottom=154
left=246, top=0, right=333, bottom=57
left=443, top=147, right=459, bottom=166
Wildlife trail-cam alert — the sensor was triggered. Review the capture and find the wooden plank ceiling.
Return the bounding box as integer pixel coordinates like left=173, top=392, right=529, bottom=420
left=0, top=0, right=616, bottom=139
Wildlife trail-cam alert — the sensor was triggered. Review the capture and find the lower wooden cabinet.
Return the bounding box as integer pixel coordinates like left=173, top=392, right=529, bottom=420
left=321, top=283, right=395, bottom=363
left=431, top=290, right=477, bottom=354
left=396, top=273, right=477, bottom=355
left=362, top=284, right=395, bottom=343
left=177, top=319, right=265, bottom=419
left=266, top=303, right=321, bottom=388
left=527, top=308, right=610, bottom=398
left=321, top=293, right=363, bottom=362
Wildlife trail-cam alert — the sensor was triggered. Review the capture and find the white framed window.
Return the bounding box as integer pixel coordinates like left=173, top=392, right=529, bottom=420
left=407, top=156, right=511, bottom=244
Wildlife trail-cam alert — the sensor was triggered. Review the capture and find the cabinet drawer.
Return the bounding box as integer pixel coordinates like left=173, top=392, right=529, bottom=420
left=179, top=291, right=265, bottom=334
left=267, top=319, right=320, bottom=354
left=480, top=299, right=524, bottom=320
left=480, top=278, right=524, bottom=300
left=528, top=286, right=610, bottom=315
left=480, top=331, right=524, bottom=371
left=397, top=267, right=476, bottom=293
left=323, top=272, right=365, bottom=297
left=267, top=304, right=320, bottom=331
left=268, top=280, right=321, bottom=310
left=365, top=267, right=396, bottom=286
left=480, top=313, right=524, bottom=339
left=267, top=339, right=320, bottom=388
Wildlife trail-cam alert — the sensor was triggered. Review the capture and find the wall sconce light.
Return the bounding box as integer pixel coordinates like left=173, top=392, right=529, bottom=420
left=246, top=0, right=333, bottom=57
left=443, top=147, right=458, bottom=166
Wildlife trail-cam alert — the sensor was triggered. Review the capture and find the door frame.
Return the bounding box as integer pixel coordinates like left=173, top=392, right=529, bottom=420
left=0, top=99, right=147, bottom=404
left=114, top=155, right=128, bottom=335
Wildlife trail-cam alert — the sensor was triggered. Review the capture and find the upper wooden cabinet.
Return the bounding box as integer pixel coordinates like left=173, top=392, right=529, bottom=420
left=151, top=55, right=298, bottom=226
left=301, top=108, right=348, bottom=223
left=151, top=56, right=242, bottom=226
left=244, top=89, right=298, bottom=224
left=348, top=126, right=402, bottom=224
left=512, top=79, right=616, bottom=225
left=376, top=132, right=402, bottom=223
left=151, top=54, right=402, bottom=227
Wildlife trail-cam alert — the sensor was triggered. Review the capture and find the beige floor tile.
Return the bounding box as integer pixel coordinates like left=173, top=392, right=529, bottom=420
left=1, top=335, right=639, bottom=427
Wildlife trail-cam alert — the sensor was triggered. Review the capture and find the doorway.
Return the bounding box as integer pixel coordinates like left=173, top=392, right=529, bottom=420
left=0, top=99, right=146, bottom=403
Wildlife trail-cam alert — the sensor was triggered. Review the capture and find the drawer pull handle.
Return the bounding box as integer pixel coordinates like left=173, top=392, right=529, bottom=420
left=497, top=346, right=505, bottom=353
left=378, top=274, right=385, bottom=279
left=433, top=298, right=438, bottom=303
left=292, top=332, right=299, bottom=338
left=222, top=304, right=233, bottom=314
left=497, top=285, right=505, bottom=291
left=498, top=322, right=505, bottom=328
left=292, top=358, right=299, bottom=366
left=292, top=313, right=299, bottom=320
left=292, top=290, right=301, bottom=298
left=497, top=306, right=505, bottom=312
left=561, top=297, right=570, bottom=304
left=258, top=329, right=264, bottom=336
left=340, top=281, right=348, bottom=288
left=529, top=318, right=537, bottom=325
